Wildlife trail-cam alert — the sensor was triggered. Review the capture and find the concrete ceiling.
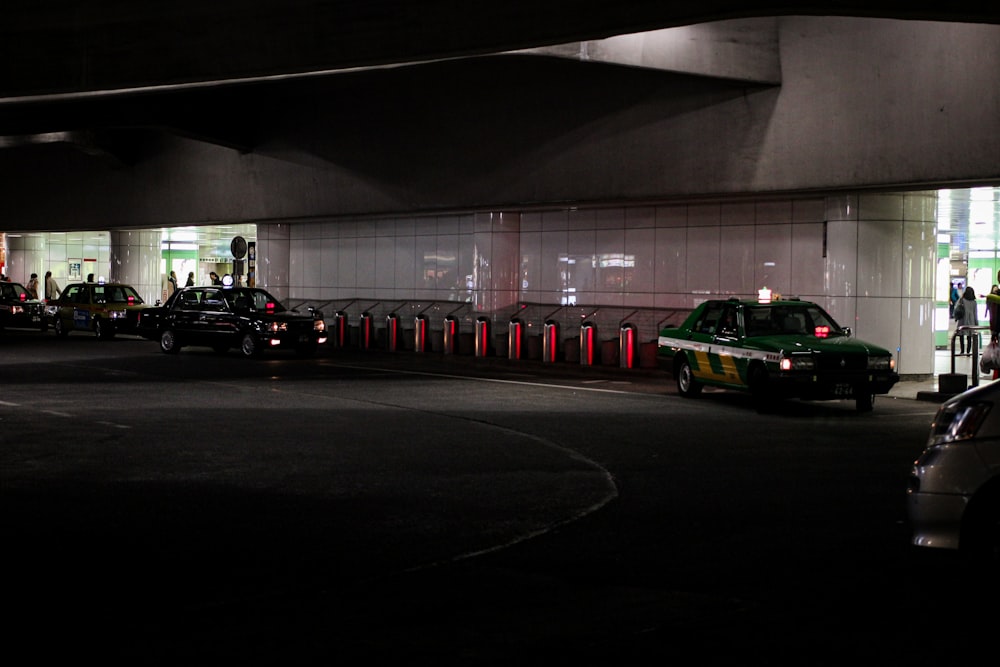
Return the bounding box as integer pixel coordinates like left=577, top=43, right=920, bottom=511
left=1, top=2, right=998, bottom=170
left=3, top=2, right=999, bottom=102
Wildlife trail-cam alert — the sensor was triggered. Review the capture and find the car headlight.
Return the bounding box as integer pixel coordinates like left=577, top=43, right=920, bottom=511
left=779, top=355, right=814, bottom=371
left=11, top=305, right=24, bottom=314
left=868, top=356, right=895, bottom=370
left=927, top=401, right=992, bottom=447
left=314, top=319, right=326, bottom=332
left=109, top=310, right=126, bottom=319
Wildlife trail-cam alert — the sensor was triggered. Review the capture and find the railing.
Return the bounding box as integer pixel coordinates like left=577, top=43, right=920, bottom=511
left=951, top=325, right=992, bottom=387
left=284, top=296, right=693, bottom=365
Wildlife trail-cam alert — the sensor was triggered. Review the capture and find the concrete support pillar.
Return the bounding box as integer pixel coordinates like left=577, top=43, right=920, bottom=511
left=255, top=223, right=291, bottom=302
left=109, top=230, right=162, bottom=305
left=824, top=191, right=937, bottom=378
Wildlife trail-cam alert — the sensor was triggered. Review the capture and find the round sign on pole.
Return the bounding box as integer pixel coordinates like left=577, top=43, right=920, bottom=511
left=231, top=236, right=248, bottom=259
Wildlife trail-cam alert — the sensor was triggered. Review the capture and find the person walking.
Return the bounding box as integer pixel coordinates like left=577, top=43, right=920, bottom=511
left=26, top=273, right=39, bottom=299
left=44, top=271, right=61, bottom=301
left=185, top=271, right=195, bottom=287
left=954, top=285, right=979, bottom=355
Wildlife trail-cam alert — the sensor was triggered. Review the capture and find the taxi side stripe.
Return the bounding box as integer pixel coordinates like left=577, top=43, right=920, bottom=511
left=658, top=335, right=781, bottom=364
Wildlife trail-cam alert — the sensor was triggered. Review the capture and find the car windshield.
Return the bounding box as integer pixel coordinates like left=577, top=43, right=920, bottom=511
left=222, top=288, right=286, bottom=313
left=744, top=304, right=843, bottom=337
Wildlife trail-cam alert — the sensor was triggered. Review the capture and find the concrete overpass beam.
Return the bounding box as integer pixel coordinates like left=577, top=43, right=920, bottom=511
left=511, top=18, right=781, bottom=84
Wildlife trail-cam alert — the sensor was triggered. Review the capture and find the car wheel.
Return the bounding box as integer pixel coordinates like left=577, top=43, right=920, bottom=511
left=749, top=364, right=772, bottom=413
left=855, top=391, right=875, bottom=412
left=241, top=333, right=261, bottom=358
left=160, top=329, right=181, bottom=354
left=94, top=318, right=114, bottom=340
left=54, top=317, right=69, bottom=337
left=675, top=356, right=702, bottom=397
left=961, top=485, right=1000, bottom=565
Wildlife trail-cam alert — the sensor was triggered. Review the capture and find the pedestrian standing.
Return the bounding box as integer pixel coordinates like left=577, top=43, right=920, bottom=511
left=185, top=271, right=195, bottom=287
left=986, top=272, right=1000, bottom=379
left=955, top=286, right=979, bottom=355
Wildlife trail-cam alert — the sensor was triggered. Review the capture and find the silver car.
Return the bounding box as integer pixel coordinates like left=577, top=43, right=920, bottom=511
left=908, top=381, right=1000, bottom=561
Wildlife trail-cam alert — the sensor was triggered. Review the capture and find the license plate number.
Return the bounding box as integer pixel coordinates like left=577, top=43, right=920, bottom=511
left=833, top=383, right=853, bottom=396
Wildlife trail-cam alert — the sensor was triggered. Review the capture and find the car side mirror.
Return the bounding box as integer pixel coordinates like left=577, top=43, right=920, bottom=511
left=843, top=327, right=852, bottom=337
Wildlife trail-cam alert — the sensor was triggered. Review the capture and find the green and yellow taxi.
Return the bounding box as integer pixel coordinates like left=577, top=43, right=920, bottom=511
left=658, top=295, right=899, bottom=412
left=46, top=280, right=155, bottom=339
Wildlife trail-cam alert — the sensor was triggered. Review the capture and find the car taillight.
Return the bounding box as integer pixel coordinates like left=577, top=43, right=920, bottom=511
left=928, top=401, right=992, bottom=446
left=814, top=325, right=829, bottom=338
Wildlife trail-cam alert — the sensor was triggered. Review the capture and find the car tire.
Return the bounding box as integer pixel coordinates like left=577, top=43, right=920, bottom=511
left=94, top=318, right=115, bottom=340
left=855, top=391, right=875, bottom=413
left=960, top=484, right=999, bottom=565
left=160, top=329, right=181, bottom=354
left=749, top=364, right=772, bottom=413
left=675, top=356, right=702, bottom=398
left=53, top=317, right=69, bottom=338
left=241, top=333, right=261, bottom=358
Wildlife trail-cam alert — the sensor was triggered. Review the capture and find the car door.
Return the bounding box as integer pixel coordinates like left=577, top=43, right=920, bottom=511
left=709, top=304, right=746, bottom=387
left=199, top=288, right=240, bottom=346
left=166, top=289, right=207, bottom=343
left=69, top=284, right=93, bottom=331
left=683, top=302, right=723, bottom=385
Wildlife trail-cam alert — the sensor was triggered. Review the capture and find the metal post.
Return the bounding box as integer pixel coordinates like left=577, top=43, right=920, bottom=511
left=443, top=316, right=458, bottom=355
left=359, top=312, right=374, bottom=351
left=542, top=319, right=559, bottom=363
left=620, top=323, right=638, bottom=368
left=333, top=311, right=348, bottom=348
left=475, top=316, right=490, bottom=357
left=386, top=313, right=399, bottom=352
left=580, top=322, right=596, bottom=366
left=508, top=317, right=523, bottom=360
left=414, top=314, right=428, bottom=353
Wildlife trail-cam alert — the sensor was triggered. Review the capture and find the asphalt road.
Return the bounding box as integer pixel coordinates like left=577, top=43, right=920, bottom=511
left=0, top=331, right=993, bottom=664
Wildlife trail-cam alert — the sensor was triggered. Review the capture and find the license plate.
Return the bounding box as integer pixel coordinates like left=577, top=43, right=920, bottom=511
left=833, top=383, right=853, bottom=396
left=298, top=334, right=311, bottom=343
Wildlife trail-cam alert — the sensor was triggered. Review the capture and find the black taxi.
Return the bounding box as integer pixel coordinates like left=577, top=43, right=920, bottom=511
left=139, top=282, right=327, bottom=357
left=0, top=281, right=47, bottom=332
left=658, top=295, right=899, bottom=412
left=46, top=281, right=154, bottom=339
